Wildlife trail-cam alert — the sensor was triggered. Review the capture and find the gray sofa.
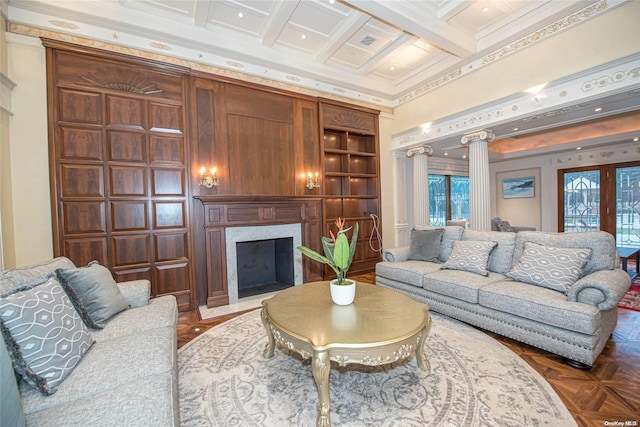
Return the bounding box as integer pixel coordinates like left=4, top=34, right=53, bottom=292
left=1, top=257, right=179, bottom=426
left=376, top=226, right=631, bottom=368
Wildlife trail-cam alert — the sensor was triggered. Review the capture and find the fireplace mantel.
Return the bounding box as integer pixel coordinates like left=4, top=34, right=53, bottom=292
left=195, top=196, right=323, bottom=307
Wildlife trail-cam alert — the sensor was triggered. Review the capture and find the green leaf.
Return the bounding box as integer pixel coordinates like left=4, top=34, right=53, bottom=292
left=333, top=233, right=350, bottom=270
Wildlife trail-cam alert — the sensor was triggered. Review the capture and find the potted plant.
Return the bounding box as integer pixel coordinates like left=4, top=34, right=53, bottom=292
left=296, top=218, right=359, bottom=305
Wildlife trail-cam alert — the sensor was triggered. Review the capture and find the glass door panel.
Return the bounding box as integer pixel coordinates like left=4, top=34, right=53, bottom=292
left=616, top=166, right=640, bottom=247
left=563, top=170, right=601, bottom=233
left=428, top=174, right=446, bottom=226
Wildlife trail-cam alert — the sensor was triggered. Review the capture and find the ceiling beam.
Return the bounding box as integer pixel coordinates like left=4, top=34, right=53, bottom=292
left=193, top=0, right=212, bottom=27
left=315, top=12, right=370, bottom=64
left=357, top=33, right=415, bottom=75
left=261, top=0, right=299, bottom=47
left=343, top=0, right=476, bottom=58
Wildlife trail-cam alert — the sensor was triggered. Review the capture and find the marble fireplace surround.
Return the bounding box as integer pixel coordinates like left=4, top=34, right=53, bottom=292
left=225, top=223, right=303, bottom=303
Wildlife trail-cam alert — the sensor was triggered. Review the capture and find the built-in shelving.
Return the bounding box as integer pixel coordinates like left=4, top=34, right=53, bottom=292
left=320, top=101, right=381, bottom=276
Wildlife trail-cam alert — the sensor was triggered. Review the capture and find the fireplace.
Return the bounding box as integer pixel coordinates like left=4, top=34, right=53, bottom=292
left=225, top=223, right=303, bottom=303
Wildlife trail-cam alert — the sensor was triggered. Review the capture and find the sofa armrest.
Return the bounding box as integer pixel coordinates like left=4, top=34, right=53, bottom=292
left=566, top=269, right=631, bottom=310
left=383, top=246, right=411, bottom=262
left=117, top=279, right=151, bottom=308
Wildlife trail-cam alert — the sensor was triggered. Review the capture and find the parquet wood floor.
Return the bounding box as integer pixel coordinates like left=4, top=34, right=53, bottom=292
left=177, top=271, right=640, bottom=427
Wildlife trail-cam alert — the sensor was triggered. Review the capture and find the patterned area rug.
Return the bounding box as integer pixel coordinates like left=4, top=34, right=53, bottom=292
left=178, top=310, right=576, bottom=426
left=618, top=274, right=640, bottom=312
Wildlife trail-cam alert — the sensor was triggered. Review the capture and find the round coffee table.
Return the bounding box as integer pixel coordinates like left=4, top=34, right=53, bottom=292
left=261, top=281, right=431, bottom=427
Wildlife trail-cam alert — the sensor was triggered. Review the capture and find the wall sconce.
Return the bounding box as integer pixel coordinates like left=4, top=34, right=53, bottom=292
left=199, top=166, right=219, bottom=188
left=306, top=171, right=320, bottom=190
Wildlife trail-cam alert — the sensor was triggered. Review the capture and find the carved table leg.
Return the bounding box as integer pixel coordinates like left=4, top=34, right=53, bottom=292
left=311, top=350, right=331, bottom=427
left=416, top=313, right=432, bottom=372
left=260, top=308, right=275, bottom=359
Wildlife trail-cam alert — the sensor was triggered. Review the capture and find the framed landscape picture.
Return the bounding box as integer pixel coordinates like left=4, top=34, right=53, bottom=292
left=502, top=176, right=535, bottom=199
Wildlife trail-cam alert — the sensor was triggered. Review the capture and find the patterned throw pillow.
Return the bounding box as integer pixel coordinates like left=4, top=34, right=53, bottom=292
left=408, top=228, right=444, bottom=262
left=495, top=220, right=513, bottom=232
left=0, top=277, right=94, bottom=395
left=442, top=240, right=498, bottom=276
left=55, top=261, right=129, bottom=329
left=506, top=242, right=592, bottom=293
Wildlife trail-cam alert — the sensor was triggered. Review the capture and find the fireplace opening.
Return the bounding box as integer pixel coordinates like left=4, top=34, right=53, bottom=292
left=236, top=237, right=294, bottom=298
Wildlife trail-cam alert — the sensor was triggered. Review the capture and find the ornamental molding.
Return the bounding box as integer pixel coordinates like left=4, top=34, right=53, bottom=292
left=396, top=0, right=614, bottom=106
left=461, top=130, right=495, bottom=145
left=1, top=72, right=17, bottom=115
left=328, top=111, right=369, bottom=131
left=76, top=68, right=164, bottom=95
left=406, top=146, right=434, bottom=157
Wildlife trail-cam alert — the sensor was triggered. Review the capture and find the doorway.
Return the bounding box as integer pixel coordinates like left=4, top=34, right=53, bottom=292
left=558, top=161, right=640, bottom=247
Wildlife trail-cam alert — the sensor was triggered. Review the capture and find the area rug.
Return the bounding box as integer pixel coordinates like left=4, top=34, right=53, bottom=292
left=618, top=273, right=640, bottom=312
left=178, top=310, right=576, bottom=426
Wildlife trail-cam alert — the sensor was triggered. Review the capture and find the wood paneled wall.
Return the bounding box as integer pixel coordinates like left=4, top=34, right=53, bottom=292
left=45, top=40, right=194, bottom=311
left=43, top=41, right=378, bottom=311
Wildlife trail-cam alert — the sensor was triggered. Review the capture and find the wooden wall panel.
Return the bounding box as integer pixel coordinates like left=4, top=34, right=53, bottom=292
left=107, top=95, right=145, bottom=128
left=58, top=90, right=101, bottom=123
left=60, top=127, right=103, bottom=160
left=64, top=238, right=108, bottom=266
left=108, top=131, right=146, bottom=162
left=60, top=165, right=104, bottom=197
left=62, top=202, right=106, bottom=234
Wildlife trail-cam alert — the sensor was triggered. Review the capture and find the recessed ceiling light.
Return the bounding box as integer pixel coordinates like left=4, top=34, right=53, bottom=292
left=482, top=6, right=489, bottom=12
left=301, top=34, right=306, bottom=39
left=594, top=107, right=602, bottom=112
left=238, top=12, right=243, bottom=18
left=633, top=137, right=639, bottom=142
left=462, top=154, right=467, bottom=159
left=513, top=127, right=519, bottom=131
left=576, top=147, right=582, bottom=150
left=444, top=151, right=448, bottom=156
left=390, top=66, right=395, bottom=70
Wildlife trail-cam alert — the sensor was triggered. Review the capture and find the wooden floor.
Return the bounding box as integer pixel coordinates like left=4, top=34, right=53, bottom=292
left=177, top=271, right=640, bottom=427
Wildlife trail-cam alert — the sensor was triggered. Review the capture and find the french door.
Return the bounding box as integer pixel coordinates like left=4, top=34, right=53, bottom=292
left=558, top=161, right=640, bottom=247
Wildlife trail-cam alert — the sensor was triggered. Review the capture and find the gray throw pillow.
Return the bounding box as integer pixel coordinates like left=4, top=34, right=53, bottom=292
left=408, top=228, right=444, bottom=262
left=507, top=242, right=592, bottom=293
left=496, top=220, right=513, bottom=232
left=442, top=240, right=498, bottom=276
left=55, top=261, right=129, bottom=329
left=0, top=276, right=94, bottom=395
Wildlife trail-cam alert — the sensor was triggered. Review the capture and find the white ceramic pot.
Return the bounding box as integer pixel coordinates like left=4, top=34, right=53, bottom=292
left=329, top=279, right=356, bottom=305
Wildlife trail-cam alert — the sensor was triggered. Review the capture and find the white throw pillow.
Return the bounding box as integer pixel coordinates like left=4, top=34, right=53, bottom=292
left=0, top=276, right=94, bottom=395
left=507, top=242, right=592, bottom=293
left=442, top=240, right=497, bottom=276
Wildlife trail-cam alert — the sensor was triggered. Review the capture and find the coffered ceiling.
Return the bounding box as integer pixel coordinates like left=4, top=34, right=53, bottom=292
left=6, top=0, right=612, bottom=105
left=5, top=0, right=640, bottom=158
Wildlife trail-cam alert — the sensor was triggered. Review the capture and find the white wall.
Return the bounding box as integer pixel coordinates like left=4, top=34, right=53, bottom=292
left=6, top=33, right=52, bottom=266
left=390, top=1, right=640, bottom=134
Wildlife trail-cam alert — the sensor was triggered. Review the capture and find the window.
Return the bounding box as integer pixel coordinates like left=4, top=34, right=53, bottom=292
left=429, top=174, right=469, bottom=226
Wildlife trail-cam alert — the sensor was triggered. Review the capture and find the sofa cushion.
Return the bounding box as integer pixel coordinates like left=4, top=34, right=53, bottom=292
left=0, top=257, right=76, bottom=296
left=423, top=269, right=506, bottom=303
left=479, top=280, right=600, bottom=335
left=90, top=295, right=178, bottom=342
left=24, top=375, right=176, bottom=427
left=462, top=229, right=516, bottom=274
left=507, top=242, right=592, bottom=293
left=514, top=231, right=615, bottom=275
left=375, top=261, right=441, bottom=288
left=442, top=240, right=497, bottom=276
left=19, top=326, right=175, bottom=414
left=415, top=225, right=464, bottom=262
left=408, top=228, right=444, bottom=262
left=1, top=333, right=26, bottom=427
left=55, top=261, right=129, bottom=329
left=0, top=277, right=94, bottom=395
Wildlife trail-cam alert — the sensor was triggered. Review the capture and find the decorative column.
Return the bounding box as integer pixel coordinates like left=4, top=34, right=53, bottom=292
left=461, top=130, right=494, bottom=231
left=407, top=145, right=433, bottom=227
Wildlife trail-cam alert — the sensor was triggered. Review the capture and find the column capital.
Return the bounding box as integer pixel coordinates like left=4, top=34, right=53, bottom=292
left=406, top=145, right=433, bottom=157
left=461, top=129, right=495, bottom=145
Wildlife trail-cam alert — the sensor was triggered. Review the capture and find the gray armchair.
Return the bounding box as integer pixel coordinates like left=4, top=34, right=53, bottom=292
left=491, top=216, right=536, bottom=232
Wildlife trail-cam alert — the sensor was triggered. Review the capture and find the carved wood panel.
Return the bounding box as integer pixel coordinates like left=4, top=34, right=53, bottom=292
left=46, top=40, right=194, bottom=311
